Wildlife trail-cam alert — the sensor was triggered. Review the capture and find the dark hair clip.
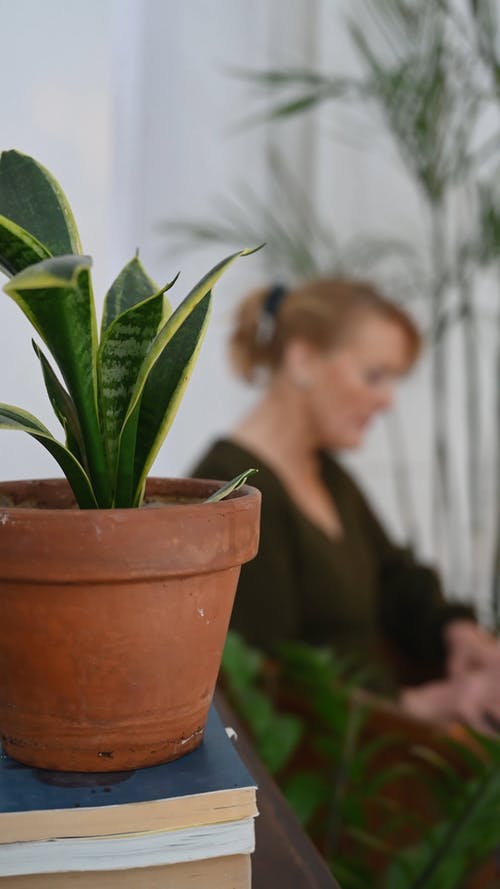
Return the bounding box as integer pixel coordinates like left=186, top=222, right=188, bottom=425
left=256, top=284, right=289, bottom=346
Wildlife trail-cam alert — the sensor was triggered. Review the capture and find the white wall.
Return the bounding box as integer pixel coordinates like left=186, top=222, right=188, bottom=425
left=0, top=0, right=114, bottom=479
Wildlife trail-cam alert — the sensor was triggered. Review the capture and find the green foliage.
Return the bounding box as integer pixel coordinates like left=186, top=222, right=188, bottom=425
left=221, top=631, right=304, bottom=774
left=283, top=770, right=330, bottom=825
left=221, top=631, right=500, bottom=889
left=384, top=731, right=500, bottom=889
left=0, top=150, right=258, bottom=507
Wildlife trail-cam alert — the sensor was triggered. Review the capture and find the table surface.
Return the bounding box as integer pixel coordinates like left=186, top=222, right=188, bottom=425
left=214, top=690, right=340, bottom=889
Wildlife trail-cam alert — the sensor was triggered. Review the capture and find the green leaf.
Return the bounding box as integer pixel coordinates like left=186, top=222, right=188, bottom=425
left=98, top=264, right=180, bottom=482
left=0, top=214, right=51, bottom=278
left=221, top=631, right=265, bottom=692
left=237, top=685, right=303, bottom=774
left=283, top=771, right=329, bottom=825
left=101, top=255, right=174, bottom=334
left=258, top=710, right=303, bottom=774
left=114, top=293, right=212, bottom=506
left=98, top=285, right=170, bottom=478
left=4, top=255, right=110, bottom=505
left=0, top=150, right=82, bottom=256
left=114, top=247, right=260, bottom=507
left=204, top=468, right=258, bottom=502
left=0, top=404, right=97, bottom=508
left=126, top=247, right=261, bottom=424
left=32, top=341, right=85, bottom=465
left=220, top=632, right=305, bottom=775
left=4, top=257, right=95, bottom=402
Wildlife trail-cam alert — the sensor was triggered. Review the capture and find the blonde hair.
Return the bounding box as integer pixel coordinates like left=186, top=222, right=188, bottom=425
left=229, top=277, right=421, bottom=382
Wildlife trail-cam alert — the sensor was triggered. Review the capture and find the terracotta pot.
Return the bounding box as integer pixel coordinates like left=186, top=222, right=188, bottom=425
left=0, top=477, right=260, bottom=772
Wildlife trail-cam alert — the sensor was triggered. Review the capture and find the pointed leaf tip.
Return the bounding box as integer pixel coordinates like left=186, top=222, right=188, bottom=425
left=241, top=244, right=266, bottom=256
left=205, top=468, right=258, bottom=503
left=162, top=270, right=181, bottom=293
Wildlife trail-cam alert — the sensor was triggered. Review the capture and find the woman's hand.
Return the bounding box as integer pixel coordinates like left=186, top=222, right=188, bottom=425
left=399, top=679, right=461, bottom=724
left=444, top=620, right=500, bottom=678
left=450, top=668, right=500, bottom=734
left=400, top=668, right=500, bottom=735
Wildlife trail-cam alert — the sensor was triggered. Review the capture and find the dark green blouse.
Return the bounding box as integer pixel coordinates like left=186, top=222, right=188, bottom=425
left=193, top=439, right=474, bottom=691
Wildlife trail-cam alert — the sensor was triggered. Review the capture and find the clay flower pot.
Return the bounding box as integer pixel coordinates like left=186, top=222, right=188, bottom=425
left=0, top=477, right=260, bottom=772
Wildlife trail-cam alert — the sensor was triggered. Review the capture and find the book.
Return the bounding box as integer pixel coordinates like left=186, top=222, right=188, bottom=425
left=1, top=854, right=251, bottom=888
left=0, top=705, right=257, bottom=881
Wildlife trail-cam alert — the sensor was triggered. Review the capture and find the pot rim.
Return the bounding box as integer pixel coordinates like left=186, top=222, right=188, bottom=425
left=0, top=476, right=261, bottom=516
left=0, top=476, right=261, bottom=580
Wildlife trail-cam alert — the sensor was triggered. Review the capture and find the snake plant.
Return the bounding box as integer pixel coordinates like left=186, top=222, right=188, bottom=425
left=0, top=149, right=257, bottom=508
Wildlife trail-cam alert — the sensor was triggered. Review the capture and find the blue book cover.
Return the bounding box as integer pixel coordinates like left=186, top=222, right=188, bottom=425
left=0, top=705, right=257, bottom=845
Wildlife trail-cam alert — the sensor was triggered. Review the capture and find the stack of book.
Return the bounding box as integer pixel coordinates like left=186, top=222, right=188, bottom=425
left=0, top=706, right=257, bottom=888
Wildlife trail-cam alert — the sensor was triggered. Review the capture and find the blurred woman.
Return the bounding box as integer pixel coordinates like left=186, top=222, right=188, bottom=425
left=193, top=278, right=500, bottom=731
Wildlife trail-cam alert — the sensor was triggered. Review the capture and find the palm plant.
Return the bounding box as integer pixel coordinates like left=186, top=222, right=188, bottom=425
left=0, top=149, right=257, bottom=508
